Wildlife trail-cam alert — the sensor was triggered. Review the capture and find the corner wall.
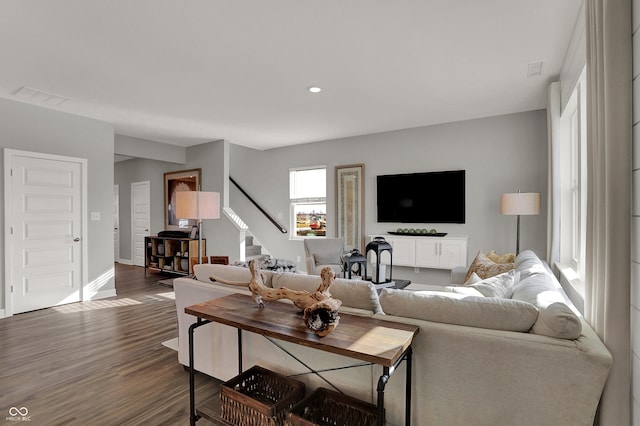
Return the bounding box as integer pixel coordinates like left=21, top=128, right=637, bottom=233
left=0, top=97, right=115, bottom=314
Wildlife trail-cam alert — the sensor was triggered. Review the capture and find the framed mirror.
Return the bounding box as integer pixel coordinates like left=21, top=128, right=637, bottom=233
left=335, top=164, right=364, bottom=252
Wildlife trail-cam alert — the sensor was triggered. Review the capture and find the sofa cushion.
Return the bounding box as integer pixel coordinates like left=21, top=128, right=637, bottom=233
left=194, top=264, right=274, bottom=288
left=515, top=250, right=549, bottom=280
left=511, top=258, right=582, bottom=339
left=465, top=269, right=516, bottom=298
left=272, top=273, right=383, bottom=314
left=444, top=286, right=486, bottom=297
left=465, top=251, right=515, bottom=282
left=379, top=289, right=538, bottom=332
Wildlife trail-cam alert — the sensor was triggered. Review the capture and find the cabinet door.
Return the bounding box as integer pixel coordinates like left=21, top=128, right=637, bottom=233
left=385, top=237, right=415, bottom=266
left=439, top=240, right=468, bottom=269
left=415, top=239, right=439, bottom=267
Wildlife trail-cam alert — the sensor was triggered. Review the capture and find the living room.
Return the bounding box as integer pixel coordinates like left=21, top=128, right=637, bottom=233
left=0, top=1, right=636, bottom=425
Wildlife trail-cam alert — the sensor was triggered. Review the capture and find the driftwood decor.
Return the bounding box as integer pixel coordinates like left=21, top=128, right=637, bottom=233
left=209, top=260, right=342, bottom=337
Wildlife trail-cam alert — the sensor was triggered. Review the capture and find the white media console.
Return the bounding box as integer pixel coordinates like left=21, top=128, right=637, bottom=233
left=367, top=234, right=468, bottom=270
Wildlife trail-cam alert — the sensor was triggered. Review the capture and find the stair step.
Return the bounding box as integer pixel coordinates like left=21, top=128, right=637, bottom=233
left=246, top=245, right=262, bottom=257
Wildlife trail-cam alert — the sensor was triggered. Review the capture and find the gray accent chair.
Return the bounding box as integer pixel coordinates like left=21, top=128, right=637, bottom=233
left=303, top=238, right=345, bottom=275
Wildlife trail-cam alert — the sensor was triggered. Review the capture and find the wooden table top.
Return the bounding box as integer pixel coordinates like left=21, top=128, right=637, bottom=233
left=185, top=293, right=419, bottom=367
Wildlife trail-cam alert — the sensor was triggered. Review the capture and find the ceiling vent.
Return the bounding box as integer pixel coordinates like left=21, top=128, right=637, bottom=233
left=13, top=86, right=69, bottom=106
left=527, top=61, right=544, bottom=78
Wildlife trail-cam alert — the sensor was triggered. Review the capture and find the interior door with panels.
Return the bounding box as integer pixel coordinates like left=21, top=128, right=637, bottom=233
left=6, top=151, right=84, bottom=314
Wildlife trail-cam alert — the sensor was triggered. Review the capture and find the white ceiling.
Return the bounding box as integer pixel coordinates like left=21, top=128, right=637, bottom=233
left=0, top=0, right=582, bottom=151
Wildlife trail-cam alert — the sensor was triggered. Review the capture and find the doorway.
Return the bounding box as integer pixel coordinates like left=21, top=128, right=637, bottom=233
left=131, top=181, right=150, bottom=267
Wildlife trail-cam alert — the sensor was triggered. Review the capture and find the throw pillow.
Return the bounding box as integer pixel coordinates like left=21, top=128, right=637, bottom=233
left=464, top=272, right=482, bottom=285
left=466, top=269, right=516, bottom=298
left=465, top=251, right=515, bottom=282
left=487, top=250, right=516, bottom=264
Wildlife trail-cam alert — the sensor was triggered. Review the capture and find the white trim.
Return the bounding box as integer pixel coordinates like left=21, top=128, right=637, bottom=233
left=3, top=148, right=88, bottom=317
left=130, top=181, right=150, bottom=267
left=117, top=258, right=133, bottom=265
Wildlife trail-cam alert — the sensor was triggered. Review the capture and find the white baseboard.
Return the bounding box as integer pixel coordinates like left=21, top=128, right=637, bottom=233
left=117, top=258, right=133, bottom=265
left=0, top=309, right=5, bottom=318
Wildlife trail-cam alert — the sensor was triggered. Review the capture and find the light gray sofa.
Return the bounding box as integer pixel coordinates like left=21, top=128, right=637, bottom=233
left=173, top=250, right=612, bottom=426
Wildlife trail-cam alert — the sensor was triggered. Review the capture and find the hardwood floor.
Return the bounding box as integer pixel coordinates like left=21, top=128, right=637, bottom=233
left=0, top=263, right=220, bottom=425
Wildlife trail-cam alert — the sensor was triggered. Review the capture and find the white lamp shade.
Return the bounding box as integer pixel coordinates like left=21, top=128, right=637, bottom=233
left=500, top=192, right=540, bottom=216
left=176, top=191, right=220, bottom=220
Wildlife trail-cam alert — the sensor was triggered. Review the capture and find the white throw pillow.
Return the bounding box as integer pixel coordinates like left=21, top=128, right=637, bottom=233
left=466, top=269, right=516, bottom=298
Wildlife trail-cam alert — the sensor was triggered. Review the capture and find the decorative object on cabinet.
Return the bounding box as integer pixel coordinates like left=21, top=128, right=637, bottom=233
left=500, top=191, right=540, bottom=254
left=335, top=164, right=364, bottom=252
left=164, top=168, right=201, bottom=231
left=176, top=191, right=220, bottom=265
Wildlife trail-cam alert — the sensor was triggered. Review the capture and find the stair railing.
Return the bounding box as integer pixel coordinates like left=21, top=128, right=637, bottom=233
left=230, top=176, right=288, bottom=234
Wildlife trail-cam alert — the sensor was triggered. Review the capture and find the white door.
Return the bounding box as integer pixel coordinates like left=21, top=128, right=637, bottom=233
left=114, top=184, right=120, bottom=262
left=7, top=152, right=84, bottom=314
left=131, top=181, right=150, bottom=267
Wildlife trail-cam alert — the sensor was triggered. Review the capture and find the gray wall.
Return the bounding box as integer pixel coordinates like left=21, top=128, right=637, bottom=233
left=0, top=97, right=115, bottom=312
left=230, top=110, right=548, bottom=284
left=115, top=140, right=238, bottom=261
left=113, top=110, right=547, bottom=285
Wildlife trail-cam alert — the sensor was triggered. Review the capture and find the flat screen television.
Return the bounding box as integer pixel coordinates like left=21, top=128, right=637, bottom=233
left=376, top=170, right=465, bottom=223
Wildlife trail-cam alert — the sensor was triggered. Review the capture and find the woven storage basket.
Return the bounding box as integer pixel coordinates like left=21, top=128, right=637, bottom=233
left=286, top=387, right=379, bottom=426
left=221, top=365, right=305, bottom=426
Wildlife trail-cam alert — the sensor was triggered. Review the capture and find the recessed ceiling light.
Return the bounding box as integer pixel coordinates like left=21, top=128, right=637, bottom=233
left=308, top=86, right=322, bottom=93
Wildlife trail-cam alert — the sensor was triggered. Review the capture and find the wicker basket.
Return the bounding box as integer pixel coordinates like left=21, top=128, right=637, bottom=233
left=286, top=387, right=379, bottom=426
left=221, top=365, right=305, bottom=426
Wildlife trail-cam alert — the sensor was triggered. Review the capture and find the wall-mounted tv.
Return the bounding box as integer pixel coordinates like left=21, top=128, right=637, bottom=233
left=376, top=170, right=465, bottom=223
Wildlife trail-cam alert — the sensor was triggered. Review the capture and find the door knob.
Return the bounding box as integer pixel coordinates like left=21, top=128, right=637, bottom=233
left=73, top=238, right=80, bottom=242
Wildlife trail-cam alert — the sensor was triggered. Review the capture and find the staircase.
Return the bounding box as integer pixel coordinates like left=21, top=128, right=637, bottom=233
left=245, top=235, right=267, bottom=262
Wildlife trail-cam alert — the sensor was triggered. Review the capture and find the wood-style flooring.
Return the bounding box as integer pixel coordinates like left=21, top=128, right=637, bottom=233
left=0, top=263, right=220, bottom=425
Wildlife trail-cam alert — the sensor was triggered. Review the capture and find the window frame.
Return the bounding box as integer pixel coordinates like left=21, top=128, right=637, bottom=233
left=289, top=166, right=327, bottom=240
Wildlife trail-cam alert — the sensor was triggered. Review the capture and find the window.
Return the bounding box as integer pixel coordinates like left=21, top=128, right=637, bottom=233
left=290, top=167, right=326, bottom=238
left=559, top=69, right=587, bottom=279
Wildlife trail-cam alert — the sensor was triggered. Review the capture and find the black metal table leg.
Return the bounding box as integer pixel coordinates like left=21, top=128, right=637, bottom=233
left=237, top=328, right=243, bottom=373
left=377, top=367, right=390, bottom=426
left=405, top=346, right=412, bottom=426
left=189, top=318, right=211, bottom=426
left=376, top=347, right=412, bottom=426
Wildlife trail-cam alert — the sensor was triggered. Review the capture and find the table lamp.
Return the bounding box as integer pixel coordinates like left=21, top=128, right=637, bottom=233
left=176, top=191, right=220, bottom=264
left=500, top=192, right=540, bottom=255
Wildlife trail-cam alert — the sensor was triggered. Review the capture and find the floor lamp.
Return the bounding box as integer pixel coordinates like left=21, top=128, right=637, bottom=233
left=176, top=191, right=220, bottom=265
left=500, top=192, right=540, bottom=255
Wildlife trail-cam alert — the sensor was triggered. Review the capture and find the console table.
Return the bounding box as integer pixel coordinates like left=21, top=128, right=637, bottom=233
left=185, top=293, right=419, bottom=426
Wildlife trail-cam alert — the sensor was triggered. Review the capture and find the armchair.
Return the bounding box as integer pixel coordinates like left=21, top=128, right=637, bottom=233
left=303, top=238, right=345, bottom=275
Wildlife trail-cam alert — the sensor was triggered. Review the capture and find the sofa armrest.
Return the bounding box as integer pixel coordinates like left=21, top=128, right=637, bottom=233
left=372, top=313, right=612, bottom=426
left=450, top=265, right=468, bottom=284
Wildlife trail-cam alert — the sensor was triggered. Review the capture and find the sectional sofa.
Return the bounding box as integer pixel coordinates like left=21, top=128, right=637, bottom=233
left=173, top=250, right=611, bottom=425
